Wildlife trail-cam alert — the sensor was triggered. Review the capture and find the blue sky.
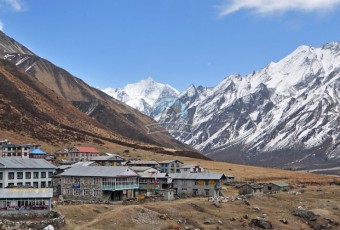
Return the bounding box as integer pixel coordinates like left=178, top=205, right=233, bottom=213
left=1, top=0, right=340, bottom=91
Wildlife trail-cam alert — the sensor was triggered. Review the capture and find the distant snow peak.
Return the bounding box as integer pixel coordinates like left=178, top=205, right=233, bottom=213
left=102, top=77, right=180, bottom=116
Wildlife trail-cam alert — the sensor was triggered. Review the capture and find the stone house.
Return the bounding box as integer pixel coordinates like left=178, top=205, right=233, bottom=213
left=0, top=158, right=56, bottom=189
left=264, top=182, right=291, bottom=193
left=238, top=183, right=264, bottom=196
left=0, top=188, right=53, bottom=211
left=170, top=172, right=226, bottom=197
left=59, top=166, right=138, bottom=202
left=67, top=146, right=101, bottom=163
left=159, top=160, right=183, bottom=173
left=91, top=154, right=125, bottom=166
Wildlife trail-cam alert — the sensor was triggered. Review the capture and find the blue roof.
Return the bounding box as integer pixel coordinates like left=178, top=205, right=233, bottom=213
left=30, top=148, right=46, bottom=154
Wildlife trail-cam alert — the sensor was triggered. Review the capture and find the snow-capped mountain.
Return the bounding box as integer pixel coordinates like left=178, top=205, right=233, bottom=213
left=157, top=42, right=340, bottom=169
left=103, top=77, right=180, bottom=116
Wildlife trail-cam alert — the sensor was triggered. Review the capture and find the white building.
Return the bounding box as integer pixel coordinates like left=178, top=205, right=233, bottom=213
left=0, top=158, right=56, bottom=189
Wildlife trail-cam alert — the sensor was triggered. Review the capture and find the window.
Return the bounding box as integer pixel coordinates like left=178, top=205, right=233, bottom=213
left=17, top=182, right=23, bottom=187
left=73, top=189, right=82, bottom=196
left=25, top=182, right=31, bottom=186
left=0, top=183, right=2, bottom=188
left=41, top=172, right=46, bottom=178
left=17, top=172, right=23, bottom=179
left=33, top=172, right=39, bottom=179
left=0, top=172, right=2, bottom=180
left=48, top=172, right=53, bottom=178
left=41, top=181, right=46, bottom=188
left=48, top=181, right=52, bottom=187
left=33, top=182, right=38, bottom=188
left=83, top=189, right=90, bottom=196
left=25, top=172, right=31, bottom=179
left=205, top=189, right=210, bottom=196
left=205, top=180, right=209, bottom=186
left=8, top=183, right=14, bottom=187
left=194, top=180, right=198, bottom=185
left=8, top=172, right=14, bottom=180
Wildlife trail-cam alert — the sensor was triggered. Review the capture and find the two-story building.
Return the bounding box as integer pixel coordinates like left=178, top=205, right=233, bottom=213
left=170, top=172, right=226, bottom=197
left=159, top=160, right=183, bottom=173
left=59, top=166, right=139, bottom=202
left=1, top=143, right=40, bottom=158
left=66, top=146, right=100, bottom=163
left=91, top=154, right=125, bottom=166
left=0, top=158, right=56, bottom=189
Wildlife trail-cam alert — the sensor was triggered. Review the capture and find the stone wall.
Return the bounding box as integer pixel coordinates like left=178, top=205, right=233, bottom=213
left=0, top=210, right=65, bottom=230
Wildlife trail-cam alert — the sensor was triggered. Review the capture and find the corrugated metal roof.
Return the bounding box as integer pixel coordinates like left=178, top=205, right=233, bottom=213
left=71, top=161, right=95, bottom=167
left=91, top=155, right=124, bottom=161
left=271, top=182, right=290, bottom=187
left=0, top=188, right=53, bottom=198
left=129, top=166, right=155, bottom=172
left=30, top=149, right=46, bottom=154
left=0, top=158, right=56, bottom=169
left=169, top=172, right=226, bottom=180
left=59, top=166, right=138, bottom=177
left=138, top=172, right=168, bottom=178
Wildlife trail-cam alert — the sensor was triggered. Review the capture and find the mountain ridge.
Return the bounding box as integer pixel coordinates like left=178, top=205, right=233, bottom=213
left=0, top=31, right=202, bottom=158
left=109, top=42, right=340, bottom=169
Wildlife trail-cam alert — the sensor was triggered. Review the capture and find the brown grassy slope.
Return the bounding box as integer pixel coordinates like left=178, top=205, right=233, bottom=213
left=0, top=60, right=207, bottom=159
left=0, top=31, right=196, bottom=151
left=56, top=185, right=340, bottom=230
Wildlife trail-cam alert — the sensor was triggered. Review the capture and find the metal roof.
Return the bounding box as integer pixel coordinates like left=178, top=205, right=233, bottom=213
left=270, top=182, right=290, bottom=187
left=0, top=158, right=56, bottom=169
left=91, top=155, right=125, bottom=161
left=59, top=166, right=138, bottom=177
left=69, top=146, right=99, bottom=153
left=138, top=172, right=168, bottom=178
left=0, top=188, right=53, bottom=199
left=126, top=160, right=159, bottom=165
left=129, top=166, right=155, bottom=172
left=169, top=172, right=226, bottom=180
left=30, top=149, right=46, bottom=154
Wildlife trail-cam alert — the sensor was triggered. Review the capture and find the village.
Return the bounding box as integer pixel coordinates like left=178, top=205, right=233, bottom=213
left=0, top=139, right=339, bottom=230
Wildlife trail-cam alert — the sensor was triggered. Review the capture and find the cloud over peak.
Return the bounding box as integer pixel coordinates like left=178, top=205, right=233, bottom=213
left=219, top=0, right=340, bottom=16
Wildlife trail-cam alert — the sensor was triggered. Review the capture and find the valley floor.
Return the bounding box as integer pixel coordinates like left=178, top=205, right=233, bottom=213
left=56, top=185, right=340, bottom=230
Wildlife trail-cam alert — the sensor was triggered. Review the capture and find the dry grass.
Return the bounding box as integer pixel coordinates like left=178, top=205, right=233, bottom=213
left=56, top=185, right=340, bottom=230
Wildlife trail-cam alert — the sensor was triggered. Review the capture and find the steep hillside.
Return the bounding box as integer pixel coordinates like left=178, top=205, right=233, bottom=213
left=0, top=59, right=208, bottom=159
left=0, top=31, right=196, bottom=152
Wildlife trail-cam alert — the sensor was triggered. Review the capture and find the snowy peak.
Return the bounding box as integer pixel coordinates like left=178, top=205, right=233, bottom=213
left=154, top=42, right=340, bottom=169
left=103, top=77, right=180, bottom=116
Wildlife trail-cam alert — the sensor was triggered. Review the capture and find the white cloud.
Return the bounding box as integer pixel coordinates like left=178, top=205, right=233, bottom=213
left=0, top=20, right=4, bottom=31
left=3, top=0, right=24, bottom=12
left=219, top=0, right=340, bottom=16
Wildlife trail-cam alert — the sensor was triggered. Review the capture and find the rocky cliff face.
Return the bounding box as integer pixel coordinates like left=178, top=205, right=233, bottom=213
left=157, top=43, right=340, bottom=169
